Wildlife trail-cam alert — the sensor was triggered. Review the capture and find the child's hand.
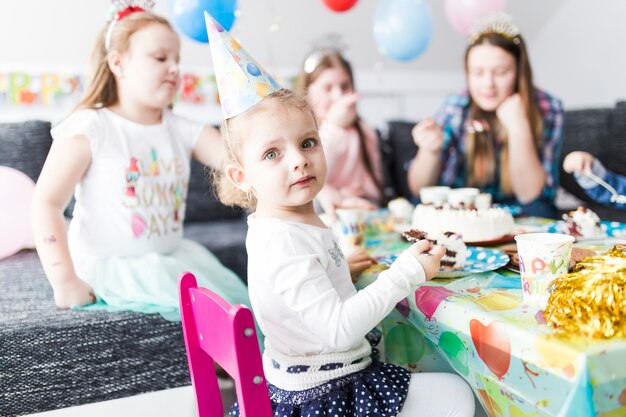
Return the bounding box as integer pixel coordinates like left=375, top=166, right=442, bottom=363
left=407, top=239, right=445, bottom=280
left=563, top=151, right=594, bottom=174
left=412, top=117, right=443, bottom=154
left=53, top=278, right=96, bottom=309
left=325, top=92, right=360, bottom=128
left=348, top=250, right=378, bottom=282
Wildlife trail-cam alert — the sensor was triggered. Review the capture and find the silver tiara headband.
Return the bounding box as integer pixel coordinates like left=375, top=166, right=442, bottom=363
left=467, top=12, right=521, bottom=45
left=303, top=33, right=348, bottom=74
left=105, top=0, right=155, bottom=51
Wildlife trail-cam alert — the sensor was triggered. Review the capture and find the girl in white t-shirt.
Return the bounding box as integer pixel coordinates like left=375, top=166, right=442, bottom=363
left=31, top=7, right=250, bottom=320
left=214, top=88, right=475, bottom=416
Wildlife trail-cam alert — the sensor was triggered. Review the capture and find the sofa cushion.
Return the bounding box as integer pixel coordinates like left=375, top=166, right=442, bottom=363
left=0, top=121, right=52, bottom=183
left=184, top=160, right=244, bottom=222
left=0, top=250, right=190, bottom=417
left=382, top=120, right=418, bottom=199
left=558, top=106, right=626, bottom=222
left=183, top=218, right=249, bottom=282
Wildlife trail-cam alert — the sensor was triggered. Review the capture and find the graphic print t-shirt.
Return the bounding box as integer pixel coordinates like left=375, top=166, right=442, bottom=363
left=51, top=108, right=203, bottom=259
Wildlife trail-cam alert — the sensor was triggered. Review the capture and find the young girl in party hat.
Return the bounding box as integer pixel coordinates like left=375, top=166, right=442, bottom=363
left=205, top=13, right=475, bottom=417
left=31, top=2, right=251, bottom=320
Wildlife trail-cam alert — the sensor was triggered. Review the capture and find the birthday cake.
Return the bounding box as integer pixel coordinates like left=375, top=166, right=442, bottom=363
left=562, top=206, right=607, bottom=239
left=412, top=192, right=514, bottom=242
left=402, top=229, right=467, bottom=270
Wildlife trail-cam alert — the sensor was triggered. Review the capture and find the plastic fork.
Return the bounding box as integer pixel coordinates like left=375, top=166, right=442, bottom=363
left=582, top=170, right=626, bottom=204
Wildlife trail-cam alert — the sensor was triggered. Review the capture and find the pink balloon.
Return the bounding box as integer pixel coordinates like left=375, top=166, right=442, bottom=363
left=444, top=0, right=507, bottom=35
left=0, top=167, right=35, bottom=259
left=414, top=286, right=454, bottom=319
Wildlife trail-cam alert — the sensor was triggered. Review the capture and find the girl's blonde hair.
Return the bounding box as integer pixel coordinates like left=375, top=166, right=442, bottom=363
left=76, top=12, right=174, bottom=110
left=464, top=33, right=543, bottom=195
left=213, top=89, right=315, bottom=211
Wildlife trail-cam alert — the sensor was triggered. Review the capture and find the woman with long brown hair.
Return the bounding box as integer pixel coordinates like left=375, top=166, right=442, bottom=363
left=407, top=12, right=563, bottom=217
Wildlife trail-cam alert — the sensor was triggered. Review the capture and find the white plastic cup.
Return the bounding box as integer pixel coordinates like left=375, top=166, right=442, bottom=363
left=514, top=233, right=575, bottom=309
left=334, top=209, right=370, bottom=256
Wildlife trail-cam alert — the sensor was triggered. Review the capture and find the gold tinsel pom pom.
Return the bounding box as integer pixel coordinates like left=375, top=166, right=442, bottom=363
left=544, top=245, right=626, bottom=339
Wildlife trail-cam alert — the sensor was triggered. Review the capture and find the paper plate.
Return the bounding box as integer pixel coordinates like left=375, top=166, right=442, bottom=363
left=377, top=247, right=509, bottom=278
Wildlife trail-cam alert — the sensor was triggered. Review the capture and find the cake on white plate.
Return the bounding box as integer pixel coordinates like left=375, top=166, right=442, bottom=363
left=402, top=229, right=467, bottom=270
left=562, top=206, right=607, bottom=239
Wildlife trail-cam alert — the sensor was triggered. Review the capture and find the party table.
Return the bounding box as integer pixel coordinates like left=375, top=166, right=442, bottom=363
left=356, top=222, right=626, bottom=417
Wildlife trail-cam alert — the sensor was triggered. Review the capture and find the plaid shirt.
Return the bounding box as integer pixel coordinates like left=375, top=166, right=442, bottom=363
left=428, top=89, right=564, bottom=204
left=575, top=159, right=626, bottom=209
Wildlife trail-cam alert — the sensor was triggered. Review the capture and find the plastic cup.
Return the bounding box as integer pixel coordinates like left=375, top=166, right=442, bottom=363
left=419, top=186, right=450, bottom=205
left=514, top=233, right=575, bottom=309
left=334, top=209, right=370, bottom=256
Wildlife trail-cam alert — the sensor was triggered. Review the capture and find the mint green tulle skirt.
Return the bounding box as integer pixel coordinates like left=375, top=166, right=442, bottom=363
left=73, top=239, right=251, bottom=323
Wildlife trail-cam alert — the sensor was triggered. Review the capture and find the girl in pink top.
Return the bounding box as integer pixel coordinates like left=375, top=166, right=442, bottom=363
left=297, top=51, right=385, bottom=217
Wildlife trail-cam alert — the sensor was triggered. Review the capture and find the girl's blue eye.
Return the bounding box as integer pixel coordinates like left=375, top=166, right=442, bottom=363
left=264, top=150, right=278, bottom=160
left=302, top=139, right=316, bottom=149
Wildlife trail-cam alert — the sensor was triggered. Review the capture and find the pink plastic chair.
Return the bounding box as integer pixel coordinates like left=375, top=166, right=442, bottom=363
left=179, top=272, right=272, bottom=417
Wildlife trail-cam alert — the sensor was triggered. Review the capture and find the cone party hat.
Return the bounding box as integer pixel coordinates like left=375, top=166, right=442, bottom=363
left=204, top=11, right=281, bottom=119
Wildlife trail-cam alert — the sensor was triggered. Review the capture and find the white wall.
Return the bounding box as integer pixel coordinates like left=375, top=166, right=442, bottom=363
left=1, top=0, right=625, bottom=126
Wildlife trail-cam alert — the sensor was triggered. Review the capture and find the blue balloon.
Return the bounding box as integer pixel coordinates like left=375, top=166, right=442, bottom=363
left=373, top=0, right=433, bottom=62
left=169, top=0, right=238, bottom=43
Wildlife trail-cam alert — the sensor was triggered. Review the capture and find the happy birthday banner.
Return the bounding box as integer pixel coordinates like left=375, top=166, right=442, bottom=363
left=0, top=71, right=232, bottom=107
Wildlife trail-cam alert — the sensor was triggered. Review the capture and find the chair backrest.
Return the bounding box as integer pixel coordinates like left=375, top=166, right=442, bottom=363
left=179, top=272, right=272, bottom=417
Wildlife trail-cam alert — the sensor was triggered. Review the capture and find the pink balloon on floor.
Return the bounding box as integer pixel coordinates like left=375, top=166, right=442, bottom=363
left=0, top=166, right=36, bottom=259
left=444, top=0, right=507, bottom=35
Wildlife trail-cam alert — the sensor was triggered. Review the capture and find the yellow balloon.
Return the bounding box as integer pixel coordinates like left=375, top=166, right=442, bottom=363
left=534, top=333, right=579, bottom=372
left=509, top=403, right=539, bottom=417
left=476, top=291, right=521, bottom=311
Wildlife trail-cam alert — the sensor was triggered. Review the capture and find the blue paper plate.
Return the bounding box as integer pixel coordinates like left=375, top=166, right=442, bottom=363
left=377, top=247, right=510, bottom=278
left=544, top=220, right=626, bottom=239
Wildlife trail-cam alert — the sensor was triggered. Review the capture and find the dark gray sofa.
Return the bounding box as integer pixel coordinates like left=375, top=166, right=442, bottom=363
left=380, top=101, right=626, bottom=223
left=0, top=121, right=248, bottom=417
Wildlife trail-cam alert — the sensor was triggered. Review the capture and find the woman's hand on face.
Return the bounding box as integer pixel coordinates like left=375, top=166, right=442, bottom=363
left=53, top=277, right=96, bottom=309
left=411, top=117, right=443, bottom=154
left=325, top=92, right=360, bottom=128
left=563, top=151, right=595, bottom=174
left=496, top=93, right=528, bottom=133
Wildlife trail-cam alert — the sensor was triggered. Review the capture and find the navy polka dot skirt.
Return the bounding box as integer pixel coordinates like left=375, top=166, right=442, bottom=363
left=228, top=360, right=410, bottom=417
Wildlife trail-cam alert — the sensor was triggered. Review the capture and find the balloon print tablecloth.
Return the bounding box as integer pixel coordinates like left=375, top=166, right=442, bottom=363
left=357, top=231, right=626, bottom=417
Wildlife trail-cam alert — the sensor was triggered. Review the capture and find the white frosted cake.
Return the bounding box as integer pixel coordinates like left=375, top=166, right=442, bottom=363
left=412, top=203, right=514, bottom=242
left=562, top=206, right=607, bottom=239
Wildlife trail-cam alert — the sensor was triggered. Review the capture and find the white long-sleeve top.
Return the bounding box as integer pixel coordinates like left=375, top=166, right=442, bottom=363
left=246, top=216, right=426, bottom=390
